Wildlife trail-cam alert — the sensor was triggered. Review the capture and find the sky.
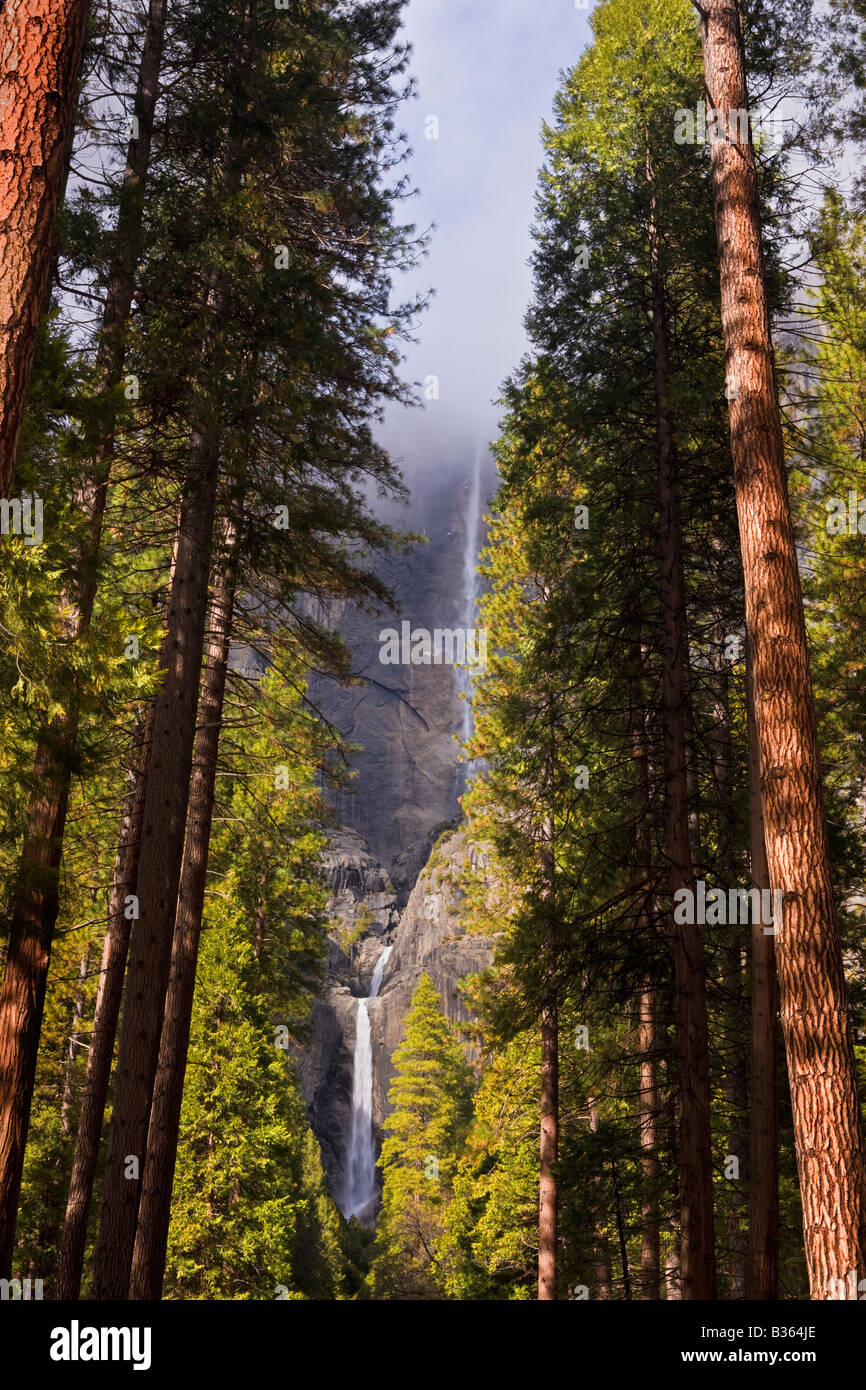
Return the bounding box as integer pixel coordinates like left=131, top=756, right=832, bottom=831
left=380, top=0, right=595, bottom=488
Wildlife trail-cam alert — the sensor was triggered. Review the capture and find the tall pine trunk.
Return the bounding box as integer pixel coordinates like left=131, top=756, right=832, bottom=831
left=697, top=0, right=866, bottom=1297
left=631, top=630, right=661, bottom=1299
left=646, top=136, right=717, bottom=1299
left=0, top=0, right=167, bottom=1278
left=92, top=1, right=254, bottom=1298
left=128, top=518, right=238, bottom=1299
left=57, top=712, right=151, bottom=1299
left=538, top=994, right=558, bottom=1300
left=0, top=0, right=90, bottom=500
left=639, top=985, right=661, bottom=1299
left=746, top=639, right=778, bottom=1298
left=90, top=434, right=221, bottom=1299
left=538, top=812, right=558, bottom=1301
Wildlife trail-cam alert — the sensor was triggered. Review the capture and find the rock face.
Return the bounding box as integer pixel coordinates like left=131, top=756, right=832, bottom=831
left=295, top=824, right=494, bottom=1214
left=293, top=830, right=400, bottom=1196
left=369, top=828, right=494, bottom=1127
left=307, top=468, right=490, bottom=876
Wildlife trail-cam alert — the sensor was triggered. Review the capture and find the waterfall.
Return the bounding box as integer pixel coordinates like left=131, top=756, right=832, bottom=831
left=457, top=441, right=485, bottom=768
left=342, top=944, right=392, bottom=1220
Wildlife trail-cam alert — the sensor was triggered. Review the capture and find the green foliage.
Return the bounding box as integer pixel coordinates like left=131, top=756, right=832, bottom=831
left=162, top=668, right=338, bottom=1300
left=370, top=973, right=472, bottom=1298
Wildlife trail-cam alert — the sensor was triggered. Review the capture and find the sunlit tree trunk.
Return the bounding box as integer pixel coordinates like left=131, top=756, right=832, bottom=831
left=0, top=0, right=90, bottom=500
left=0, top=0, right=167, bottom=1284
left=696, top=0, right=866, bottom=1298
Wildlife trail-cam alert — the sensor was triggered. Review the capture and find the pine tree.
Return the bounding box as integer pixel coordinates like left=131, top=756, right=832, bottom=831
left=697, top=0, right=866, bottom=1298
left=372, top=973, right=472, bottom=1299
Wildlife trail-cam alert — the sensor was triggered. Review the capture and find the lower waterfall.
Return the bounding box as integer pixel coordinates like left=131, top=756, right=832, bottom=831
left=342, top=945, right=392, bottom=1220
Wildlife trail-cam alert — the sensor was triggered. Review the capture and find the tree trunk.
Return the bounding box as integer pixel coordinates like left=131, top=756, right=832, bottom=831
left=710, top=623, right=748, bottom=1297
left=91, top=2, right=254, bottom=1298
left=0, top=0, right=90, bottom=500
left=0, top=724, right=75, bottom=1275
left=697, top=0, right=866, bottom=1297
left=589, top=1100, right=611, bottom=1299
left=90, top=435, right=221, bottom=1299
left=0, top=0, right=167, bottom=1279
left=638, top=985, right=661, bottom=1298
left=630, top=631, right=661, bottom=1300
left=60, top=947, right=90, bottom=1139
left=128, top=519, right=238, bottom=1299
left=612, top=1162, right=632, bottom=1299
left=646, top=134, right=717, bottom=1299
left=538, top=991, right=558, bottom=1301
left=57, top=713, right=151, bottom=1300
left=746, top=639, right=778, bottom=1299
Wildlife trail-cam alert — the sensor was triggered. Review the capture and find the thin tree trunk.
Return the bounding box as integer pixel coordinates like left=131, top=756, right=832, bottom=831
left=0, top=0, right=90, bottom=500
left=630, top=630, right=661, bottom=1300
left=0, top=0, right=167, bottom=1279
left=589, top=1100, right=611, bottom=1299
left=746, top=639, right=778, bottom=1299
left=646, top=133, right=717, bottom=1299
left=696, top=0, right=866, bottom=1297
left=538, top=802, right=558, bottom=1302
left=538, top=991, right=558, bottom=1301
left=664, top=1096, right=682, bottom=1300
left=710, top=623, right=748, bottom=1297
left=129, top=518, right=238, bottom=1299
left=91, top=2, right=255, bottom=1298
left=612, top=1162, right=632, bottom=1299
left=56, top=713, right=151, bottom=1300
left=638, top=985, right=661, bottom=1298
left=665, top=1231, right=682, bottom=1300
left=60, top=948, right=90, bottom=1139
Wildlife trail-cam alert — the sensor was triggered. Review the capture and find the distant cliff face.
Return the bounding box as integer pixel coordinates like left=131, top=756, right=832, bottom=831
left=295, top=459, right=497, bottom=1218
left=308, top=468, right=490, bottom=879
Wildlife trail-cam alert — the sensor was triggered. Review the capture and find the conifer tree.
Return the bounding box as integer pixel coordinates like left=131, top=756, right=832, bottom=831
left=372, top=973, right=472, bottom=1299
left=696, top=0, right=866, bottom=1298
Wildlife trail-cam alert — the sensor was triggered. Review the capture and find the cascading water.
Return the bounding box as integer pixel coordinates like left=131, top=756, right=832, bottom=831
left=456, top=442, right=485, bottom=788
left=342, top=945, right=392, bottom=1220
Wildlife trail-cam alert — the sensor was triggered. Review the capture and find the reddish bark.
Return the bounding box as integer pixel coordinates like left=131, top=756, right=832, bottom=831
left=129, top=522, right=238, bottom=1299
left=0, top=0, right=90, bottom=500
left=0, top=0, right=167, bottom=1280
left=696, top=0, right=866, bottom=1298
